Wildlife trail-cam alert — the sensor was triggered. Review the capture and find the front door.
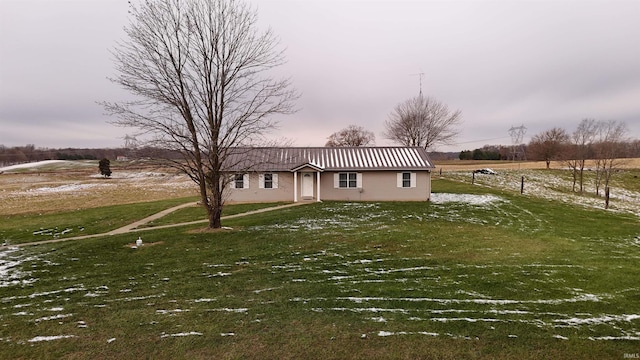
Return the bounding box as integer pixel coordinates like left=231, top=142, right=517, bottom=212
left=301, top=173, right=314, bottom=199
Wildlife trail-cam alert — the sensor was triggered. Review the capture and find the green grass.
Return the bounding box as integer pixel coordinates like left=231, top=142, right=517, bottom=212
left=0, top=197, right=200, bottom=245
left=0, top=199, right=288, bottom=245
left=140, top=202, right=289, bottom=228
left=1, top=181, right=639, bottom=359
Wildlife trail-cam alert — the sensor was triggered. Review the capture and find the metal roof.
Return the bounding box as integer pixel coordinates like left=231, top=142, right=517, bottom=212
left=225, top=147, right=435, bottom=172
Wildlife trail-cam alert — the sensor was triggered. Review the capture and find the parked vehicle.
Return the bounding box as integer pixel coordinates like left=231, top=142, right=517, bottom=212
left=473, top=168, right=497, bottom=175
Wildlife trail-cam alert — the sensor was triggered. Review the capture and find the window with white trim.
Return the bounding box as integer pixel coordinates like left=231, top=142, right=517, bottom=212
left=232, top=173, right=249, bottom=189
left=334, top=172, right=361, bottom=189
left=259, top=173, right=278, bottom=189
left=397, top=172, right=416, bottom=188
left=340, top=172, right=357, bottom=188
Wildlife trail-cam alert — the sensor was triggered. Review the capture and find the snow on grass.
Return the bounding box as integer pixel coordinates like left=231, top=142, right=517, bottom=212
left=33, top=314, right=73, bottom=322
left=0, top=160, right=77, bottom=172
left=208, top=308, right=249, bottom=313
left=28, top=335, right=76, bottom=342
left=160, top=331, right=203, bottom=338
left=0, top=247, right=39, bottom=288
left=446, top=170, right=640, bottom=217
left=378, top=331, right=439, bottom=337
left=26, top=183, right=113, bottom=194
left=156, top=309, right=190, bottom=315
left=553, top=314, right=640, bottom=326
left=430, top=193, right=505, bottom=205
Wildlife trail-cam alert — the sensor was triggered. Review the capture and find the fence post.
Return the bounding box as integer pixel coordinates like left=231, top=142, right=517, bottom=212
left=472, top=172, right=475, bottom=185
left=605, top=186, right=610, bottom=209
left=520, top=176, right=524, bottom=194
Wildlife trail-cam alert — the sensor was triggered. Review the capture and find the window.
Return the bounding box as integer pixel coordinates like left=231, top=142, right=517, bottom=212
left=259, top=173, right=278, bottom=189
left=402, top=172, right=412, bottom=188
left=397, top=172, right=416, bottom=188
left=233, top=173, right=248, bottom=189
left=339, top=172, right=357, bottom=188
left=264, top=173, right=273, bottom=188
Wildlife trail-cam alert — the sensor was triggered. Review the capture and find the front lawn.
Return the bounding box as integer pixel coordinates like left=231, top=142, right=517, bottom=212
left=1, top=181, right=639, bottom=359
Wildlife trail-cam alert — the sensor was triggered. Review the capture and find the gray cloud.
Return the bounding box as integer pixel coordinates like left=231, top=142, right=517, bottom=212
left=1, top=0, right=638, bottom=151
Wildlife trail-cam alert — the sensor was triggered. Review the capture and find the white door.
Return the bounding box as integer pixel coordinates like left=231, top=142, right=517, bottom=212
left=301, top=173, right=314, bottom=199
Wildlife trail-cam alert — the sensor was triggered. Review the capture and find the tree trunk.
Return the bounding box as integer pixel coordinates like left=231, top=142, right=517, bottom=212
left=208, top=204, right=222, bottom=228
left=207, top=181, right=224, bottom=229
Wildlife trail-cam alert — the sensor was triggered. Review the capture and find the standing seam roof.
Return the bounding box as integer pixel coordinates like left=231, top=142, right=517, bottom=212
left=225, top=147, right=434, bottom=171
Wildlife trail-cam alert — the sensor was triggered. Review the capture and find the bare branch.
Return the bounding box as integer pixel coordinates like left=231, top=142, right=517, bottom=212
left=102, top=0, right=298, bottom=228
left=325, top=125, right=375, bottom=147
left=383, top=94, right=462, bottom=151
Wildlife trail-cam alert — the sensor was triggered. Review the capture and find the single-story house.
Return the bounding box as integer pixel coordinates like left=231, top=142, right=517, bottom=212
left=223, top=147, right=435, bottom=203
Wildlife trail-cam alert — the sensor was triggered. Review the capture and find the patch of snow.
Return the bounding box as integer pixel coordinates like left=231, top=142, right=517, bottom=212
left=208, top=308, right=249, bottom=313
left=430, top=193, right=505, bottom=205
left=206, top=272, right=232, bottom=277
left=0, top=160, right=74, bottom=172
left=377, top=331, right=439, bottom=337
left=156, top=309, right=190, bottom=315
left=34, top=314, right=73, bottom=322
left=431, top=317, right=502, bottom=323
left=370, top=316, right=387, bottom=322
left=253, top=287, right=281, bottom=294
left=27, top=183, right=112, bottom=194
left=160, top=331, right=203, bottom=338
left=192, top=298, right=217, bottom=303
left=0, top=247, right=40, bottom=288
left=107, top=338, right=116, bottom=343
left=588, top=336, right=640, bottom=341
left=28, top=335, right=76, bottom=342
left=554, top=314, right=640, bottom=326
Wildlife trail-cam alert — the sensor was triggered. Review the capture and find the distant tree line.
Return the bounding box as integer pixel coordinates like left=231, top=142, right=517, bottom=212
left=459, top=146, right=509, bottom=160
left=0, top=145, right=121, bottom=166
left=0, top=144, right=186, bottom=168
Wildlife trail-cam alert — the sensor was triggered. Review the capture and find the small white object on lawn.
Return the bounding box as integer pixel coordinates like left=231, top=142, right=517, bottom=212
left=136, top=237, right=143, bottom=247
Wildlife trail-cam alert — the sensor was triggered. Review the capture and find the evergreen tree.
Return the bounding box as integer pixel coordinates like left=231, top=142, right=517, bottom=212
left=99, top=158, right=112, bottom=178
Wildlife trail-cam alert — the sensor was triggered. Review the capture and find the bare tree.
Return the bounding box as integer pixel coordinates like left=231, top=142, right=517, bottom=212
left=102, top=0, right=298, bottom=228
left=383, top=94, right=462, bottom=151
left=325, top=125, right=375, bottom=147
left=527, top=127, right=570, bottom=169
left=566, top=118, right=598, bottom=193
left=593, top=120, right=629, bottom=197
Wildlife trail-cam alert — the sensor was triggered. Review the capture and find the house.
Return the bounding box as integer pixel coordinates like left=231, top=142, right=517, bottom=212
left=224, top=147, right=435, bottom=203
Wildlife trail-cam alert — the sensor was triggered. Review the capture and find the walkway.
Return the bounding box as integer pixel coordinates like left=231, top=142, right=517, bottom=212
left=1, top=202, right=307, bottom=250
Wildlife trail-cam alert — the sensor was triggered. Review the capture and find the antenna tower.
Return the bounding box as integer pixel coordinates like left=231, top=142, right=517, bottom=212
left=508, top=125, right=527, bottom=161
left=124, top=134, right=138, bottom=149
left=410, top=72, right=425, bottom=96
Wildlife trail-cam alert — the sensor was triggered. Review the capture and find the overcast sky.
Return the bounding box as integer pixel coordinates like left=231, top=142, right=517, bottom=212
left=1, top=0, right=639, bottom=152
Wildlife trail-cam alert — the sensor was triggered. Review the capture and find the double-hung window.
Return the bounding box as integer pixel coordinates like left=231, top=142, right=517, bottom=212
left=339, top=172, right=358, bottom=188
left=259, top=173, right=278, bottom=189
left=264, top=174, right=273, bottom=188
left=402, top=172, right=411, bottom=188
left=397, top=172, right=416, bottom=188
left=233, top=173, right=248, bottom=189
